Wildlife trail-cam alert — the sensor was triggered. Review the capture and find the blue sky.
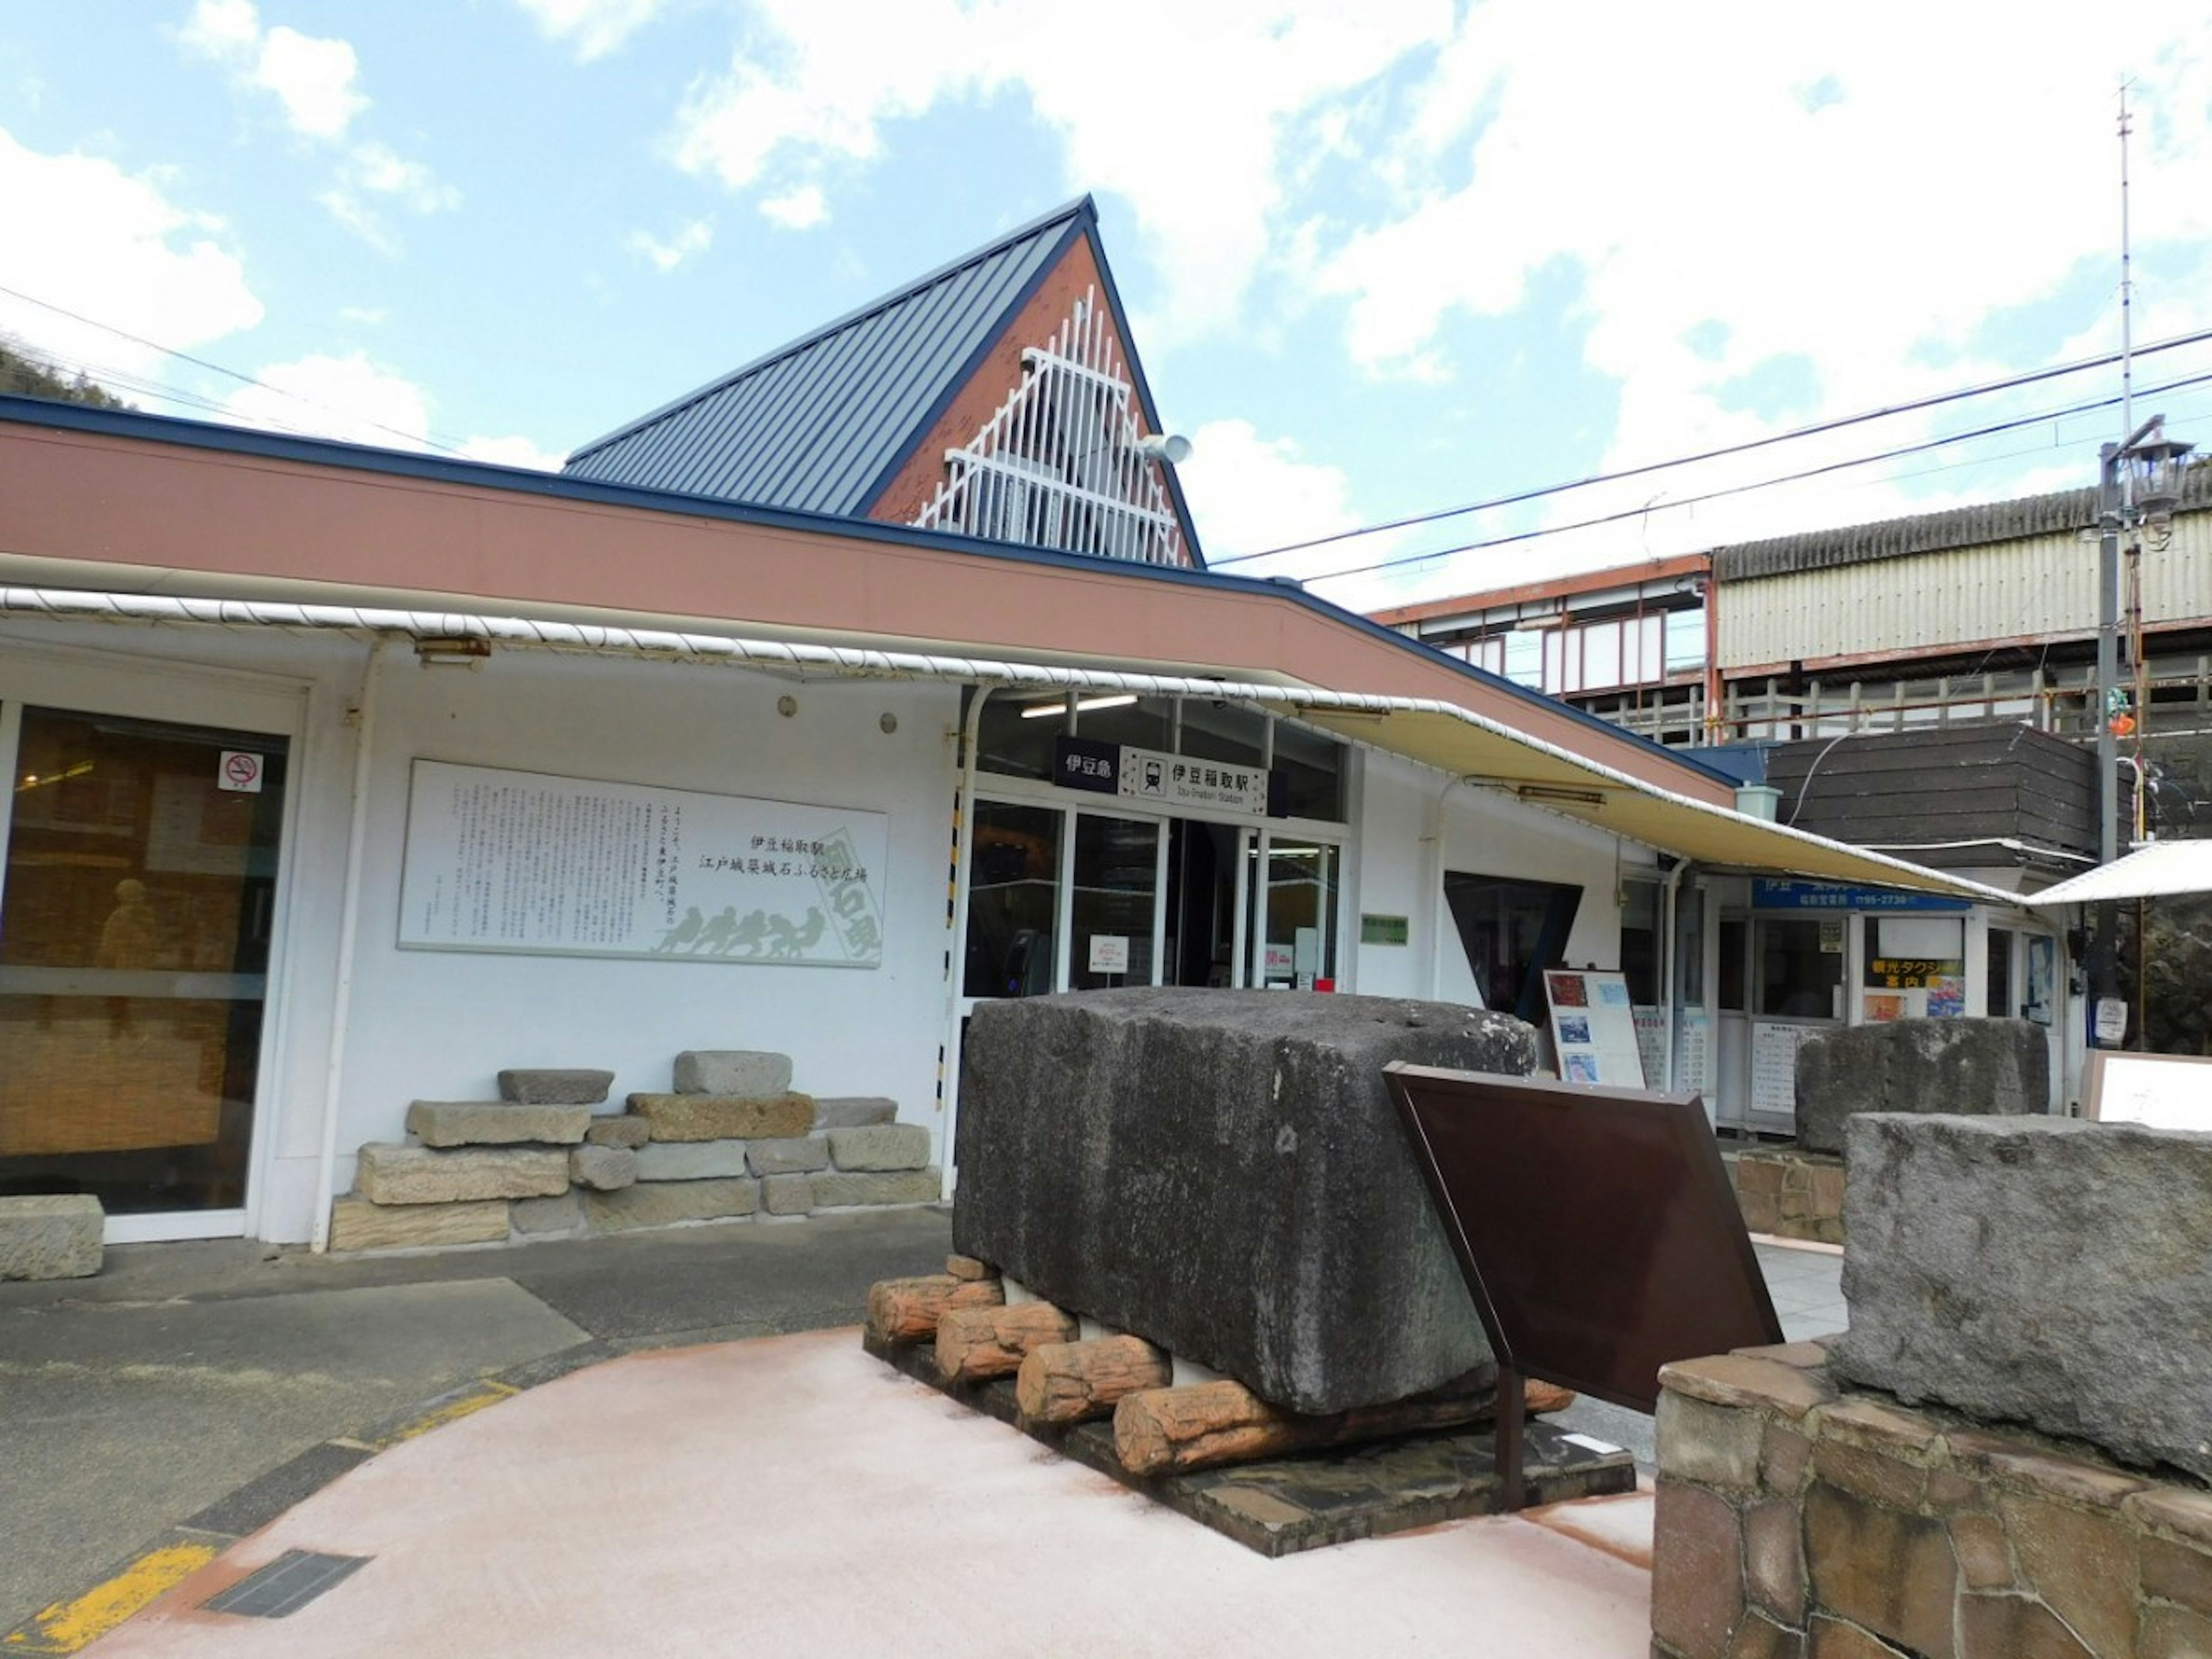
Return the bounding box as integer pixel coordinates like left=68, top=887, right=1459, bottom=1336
left=4, top=1, right=2212, bottom=613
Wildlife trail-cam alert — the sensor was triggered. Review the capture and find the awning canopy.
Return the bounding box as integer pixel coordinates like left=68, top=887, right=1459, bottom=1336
left=0, top=585, right=2023, bottom=908
left=2025, top=839, right=2212, bottom=907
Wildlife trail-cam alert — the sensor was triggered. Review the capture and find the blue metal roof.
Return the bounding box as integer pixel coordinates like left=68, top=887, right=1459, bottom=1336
left=564, top=198, right=1091, bottom=518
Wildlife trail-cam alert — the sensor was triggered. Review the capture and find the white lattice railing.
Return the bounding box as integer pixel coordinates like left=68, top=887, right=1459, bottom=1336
left=914, top=288, right=1187, bottom=566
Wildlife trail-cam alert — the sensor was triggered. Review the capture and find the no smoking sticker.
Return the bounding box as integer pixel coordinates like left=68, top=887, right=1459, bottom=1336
left=218, top=750, right=264, bottom=794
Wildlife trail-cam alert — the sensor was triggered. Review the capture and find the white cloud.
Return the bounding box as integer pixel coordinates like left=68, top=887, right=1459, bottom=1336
left=181, top=0, right=368, bottom=140
left=514, top=0, right=667, bottom=62
left=669, top=0, right=1455, bottom=341
left=0, top=128, right=263, bottom=389
left=220, top=350, right=431, bottom=448
left=1178, top=418, right=1361, bottom=565
left=322, top=141, right=461, bottom=250
left=461, top=433, right=566, bottom=469
left=759, top=185, right=826, bottom=230
left=627, top=218, right=714, bottom=271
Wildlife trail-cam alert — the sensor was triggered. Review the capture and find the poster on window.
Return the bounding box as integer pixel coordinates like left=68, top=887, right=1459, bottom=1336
left=399, top=760, right=887, bottom=967
left=1751, top=1021, right=1819, bottom=1115
left=1543, top=969, right=1647, bottom=1088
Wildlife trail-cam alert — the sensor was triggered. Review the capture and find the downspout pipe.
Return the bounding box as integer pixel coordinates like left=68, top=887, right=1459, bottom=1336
left=1661, top=857, right=1691, bottom=1093
left=310, top=638, right=385, bottom=1251
left=940, top=684, right=995, bottom=1202
left=1425, top=774, right=1471, bottom=1001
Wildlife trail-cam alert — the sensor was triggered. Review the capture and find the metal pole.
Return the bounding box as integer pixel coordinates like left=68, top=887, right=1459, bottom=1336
left=2092, top=445, right=2120, bottom=1036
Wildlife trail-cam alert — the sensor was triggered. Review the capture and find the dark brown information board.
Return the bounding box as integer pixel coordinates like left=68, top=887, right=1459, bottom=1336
left=1385, top=1063, right=1784, bottom=1506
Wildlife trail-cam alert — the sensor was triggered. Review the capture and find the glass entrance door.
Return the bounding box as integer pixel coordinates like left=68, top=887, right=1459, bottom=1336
left=0, top=707, right=287, bottom=1218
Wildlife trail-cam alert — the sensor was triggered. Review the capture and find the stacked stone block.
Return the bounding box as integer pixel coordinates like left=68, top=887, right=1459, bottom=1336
left=329, top=1055, right=937, bottom=1252
left=1650, top=1339, right=2212, bottom=1658
left=1728, top=1147, right=1847, bottom=1245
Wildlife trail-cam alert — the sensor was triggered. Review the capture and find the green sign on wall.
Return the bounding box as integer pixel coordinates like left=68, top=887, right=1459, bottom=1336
left=1361, top=913, right=1410, bottom=946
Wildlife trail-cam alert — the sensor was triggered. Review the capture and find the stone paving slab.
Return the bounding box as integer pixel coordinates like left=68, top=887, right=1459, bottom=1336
left=867, top=1335, right=1635, bottom=1556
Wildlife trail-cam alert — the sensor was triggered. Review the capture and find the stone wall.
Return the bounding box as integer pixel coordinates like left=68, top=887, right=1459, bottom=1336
left=330, top=1053, right=934, bottom=1251
left=1728, top=1147, right=1846, bottom=1246
left=1651, top=1339, right=2212, bottom=1658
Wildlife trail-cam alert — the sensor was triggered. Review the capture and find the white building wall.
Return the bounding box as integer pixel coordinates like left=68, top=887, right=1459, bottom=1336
left=331, top=652, right=960, bottom=1237
left=1350, top=749, right=1655, bottom=1009
left=0, top=620, right=961, bottom=1244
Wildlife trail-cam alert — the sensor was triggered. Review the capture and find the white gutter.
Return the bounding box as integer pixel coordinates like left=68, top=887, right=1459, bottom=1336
left=0, top=585, right=2021, bottom=907
left=309, top=637, right=385, bottom=1251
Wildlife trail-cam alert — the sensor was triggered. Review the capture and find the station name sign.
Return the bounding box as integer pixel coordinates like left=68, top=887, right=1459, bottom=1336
left=1751, top=878, right=1969, bottom=914
left=1056, top=736, right=1272, bottom=817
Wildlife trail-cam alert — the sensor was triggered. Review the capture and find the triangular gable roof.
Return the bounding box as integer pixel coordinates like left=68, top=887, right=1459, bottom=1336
left=562, top=196, right=1200, bottom=562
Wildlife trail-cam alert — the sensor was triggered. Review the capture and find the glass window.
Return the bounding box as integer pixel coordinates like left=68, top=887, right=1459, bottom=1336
left=1676, top=884, right=1706, bottom=1006
left=1442, top=873, right=1583, bottom=1022
left=972, top=688, right=1065, bottom=782
left=1718, top=917, right=1747, bottom=1012
left=1069, top=815, right=1158, bottom=991
left=1067, top=696, right=1170, bottom=756
left=1270, top=720, right=1344, bottom=821
left=1176, top=700, right=1267, bottom=772
left=1986, top=927, right=2014, bottom=1018
left=1622, top=879, right=1661, bottom=1005
left=0, top=707, right=287, bottom=1215
left=964, top=801, right=1060, bottom=997
left=1755, top=918, right=1842, bottom=1019
left=1252, top=839, right=1338, bottom=988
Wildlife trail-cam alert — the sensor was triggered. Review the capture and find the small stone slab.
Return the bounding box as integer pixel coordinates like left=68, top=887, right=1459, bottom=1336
left=826, top=1124, right=930, bottom=1172
left=813, top=1096, right=896, bottom=1129
left=745, top=1137, right=828, bottom=1177
left=355, top=1143, right=569, bottom=1205
left=760, top=1173, right=814, bottom=1215
left=628, top=1092, right=813, bottom=1142
left=404, top=1101, right=590, bottom=1149
left=569, top=1145, right=637, bottom=1191
left=583, top=1115, right=650, bottom=1149
left=0, top=1194, right=103, bottom=1280
left=810, top=1169, right=939, bottom=1208
left=673, top=1051, right=792, bottom=1097
left=1834, top=1115, right=2212, bottom=1481
left=510, top=1191, right=585, bottom=1236
left=585, top=1177, right=759, bottom=1232
left=498, top=1069, right=614, bottom=1105
left=328, top=1196, right=508, bottom=1252
left=635, top=1141, right=749, bottom=1181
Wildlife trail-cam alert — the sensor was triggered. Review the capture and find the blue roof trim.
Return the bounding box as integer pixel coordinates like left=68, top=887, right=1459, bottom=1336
left=0, top=393, right=1729, bottom=788
left=567, top=196, right=1096, bottom=465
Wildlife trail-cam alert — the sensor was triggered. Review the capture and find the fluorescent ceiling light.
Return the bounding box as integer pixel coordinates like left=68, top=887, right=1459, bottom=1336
left=1020, top=694, right=1138, bottom=719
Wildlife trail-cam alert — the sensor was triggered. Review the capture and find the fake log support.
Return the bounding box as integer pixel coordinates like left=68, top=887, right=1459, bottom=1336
left=864, top=1274, right=1004, bottom=1346
left=1015, top=1335, right=1173, bottom=1426
left=1112, top=1373, right=1577, bottom=1477
left=935, top=1301, right=1080, bottom=1384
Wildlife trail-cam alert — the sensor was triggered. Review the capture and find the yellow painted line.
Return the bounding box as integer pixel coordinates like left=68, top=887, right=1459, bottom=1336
left=375, top=1378, right=518, bottom=1448
left=3, top=1541, right=217, bottom=1654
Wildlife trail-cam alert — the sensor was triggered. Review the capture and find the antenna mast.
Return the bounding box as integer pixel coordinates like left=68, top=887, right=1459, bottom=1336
left=2119, top=81, right=2135, bottom=460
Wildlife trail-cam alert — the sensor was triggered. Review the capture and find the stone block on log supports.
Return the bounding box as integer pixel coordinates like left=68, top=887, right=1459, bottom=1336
left=1112, top=1372, right=1512, bottom=1477
left=953, top=989, right=1535, bottom=1414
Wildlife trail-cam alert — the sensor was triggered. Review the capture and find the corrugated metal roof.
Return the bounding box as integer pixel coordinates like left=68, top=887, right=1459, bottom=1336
left=1713, top=463, right=2212, bottom=584
left=563, top=199, right=1091, bottom=516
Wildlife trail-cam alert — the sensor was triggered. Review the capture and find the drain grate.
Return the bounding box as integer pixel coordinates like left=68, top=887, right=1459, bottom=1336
left=200, top=1550, right=371, bottom=1619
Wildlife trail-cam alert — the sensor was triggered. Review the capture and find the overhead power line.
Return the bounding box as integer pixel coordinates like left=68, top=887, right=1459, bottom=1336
left=1214, top=327, right=2212, bottom=568
left=0, top=282, right=475, bottom=457
left=1298, top=367, right=2212, bottom=587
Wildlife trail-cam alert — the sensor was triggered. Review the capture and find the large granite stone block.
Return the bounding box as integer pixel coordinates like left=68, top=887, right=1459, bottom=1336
left=498, top=1069, right=613, bottom=1105
left=627, top=1093, right=812, bottom=1141
left=1832, top=1114, right=2212, bottom=1481
left=747, top=1137, right=829, bottom=1177
left=328, top=1195, right=509, bottom=1251
left=0, top=1194, right=103, bottom=1280
left=355, top=1143, right=570, bottom=1205
left=810, top=1169, right=938, bottom=1207
left=826, top=1124, right=929, bottom=1172
left=672, top=1051, right=791, bottom=1096
left=404, top=1100, right=590, bottom=1148
left=635, top=1140, right=749, bottom=1181
left=585, top=1177, right=757, bottom=1232
left=813, top=1096, right=896, bottom=1129
left=1794, top=1018, right=2046, bottom=1155
left=952, top=988, right=1535, bottom=1415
